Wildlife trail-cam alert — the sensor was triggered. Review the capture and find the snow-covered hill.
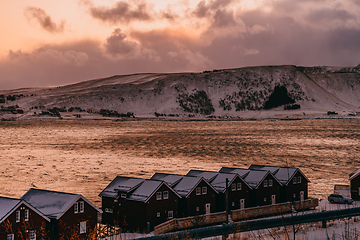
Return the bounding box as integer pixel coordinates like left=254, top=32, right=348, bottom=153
left=1, top=65, right=360, bottom=120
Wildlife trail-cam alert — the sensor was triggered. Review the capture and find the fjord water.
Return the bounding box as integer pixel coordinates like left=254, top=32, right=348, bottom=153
left=0, top=119, right=359, bottom=206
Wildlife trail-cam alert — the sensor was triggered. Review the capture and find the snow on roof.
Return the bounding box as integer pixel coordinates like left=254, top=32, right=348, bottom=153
left=0, top=197, right=20, bottom=222
left=219, top=167, right=251, bottom=178
left=21, top=188, right=101, bottom=219
left=350, top=168, right=360, bottom=180
left=150, top=173, right=185, bottom=186
left=99, top=176, right=145, bottom=198
left=243, top=170, right=270, bottom=188
left=172, top=176, right=204, bottom=197
left=127, top=180, right=163, bottom=202
left=249, top=165, right=310, bottom=185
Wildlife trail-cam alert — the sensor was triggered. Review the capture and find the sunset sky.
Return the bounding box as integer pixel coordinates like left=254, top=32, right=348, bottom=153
left=1, top=0, right=360, bottom=89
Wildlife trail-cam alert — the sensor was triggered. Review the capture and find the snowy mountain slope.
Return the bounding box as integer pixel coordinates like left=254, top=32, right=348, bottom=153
left=1, top=65, right=360, bottom=120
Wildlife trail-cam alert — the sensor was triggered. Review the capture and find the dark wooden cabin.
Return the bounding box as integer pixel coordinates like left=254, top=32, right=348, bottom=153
left=151, top=173, right=218, bottom=217
left=249, top=165, right=310, bottom=203
left=349, top=168, right=360, bottom=200
left=99, top=176, right=181, bottom=232
left=21, top=188, right=102, bottom=240
left=219, top=167, right=282, bottom=207
left=186, top=170, right=252, bottom=211
left=0, top=196, right=50, bottom=240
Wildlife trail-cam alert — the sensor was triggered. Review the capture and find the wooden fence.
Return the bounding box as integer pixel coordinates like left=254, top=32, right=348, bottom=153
left=154, top=198, right=318, bottom=235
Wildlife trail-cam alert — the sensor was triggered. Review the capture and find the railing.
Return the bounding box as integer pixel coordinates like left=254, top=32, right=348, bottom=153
left=154, top=198, right=319, bottom=235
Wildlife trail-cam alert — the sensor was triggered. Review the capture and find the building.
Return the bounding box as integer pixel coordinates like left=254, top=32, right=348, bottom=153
left=349, top=168, right=360, bottom=200
left=151, top=173, right=218, bottom=217
left=219, top=167, right=282, bottom=207
left=249, top=165, right=310, bottom=202
left=21, top=188, right=102, bottom=240
left=186, top=170, right=252, bottom=211
left=0, top=196, right=50, bottom=240
left=99, top=176, right=181, bottom=232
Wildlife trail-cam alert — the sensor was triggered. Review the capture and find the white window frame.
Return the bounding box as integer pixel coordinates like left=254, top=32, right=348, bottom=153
left=163, top=191, right=169, bottom=199
left=16, top=210, right=20, bottom=223
left=202, top=187, right=207, bottom=195
left=29, top=230, right=36, bottom=240
left=79, top=201, right=84, bottom=213
left=264, top=180, right=268, bottom=187
left=157, top=212, right=160, bottom=217
left=196, top=187, right=201, bottom=195
left=168, top=210, right=173, bottom=219
left=196, top=207, right=200, bottom=211
left=7, top=234, right=14, bottom=240
left=74, top=202, right=78, bottom=214
left=105, top=208, right=113, bottom=213
left=80, top=221, right=86, bottom=234
left=269, top=179, right=273, bottom=187
left=293, top=178, right=297, bottom=184
left=120, top=193, right=127, bottom=198
left=25, top=209, right=29, bottom=221
left=231, top=202, right=235, bottom=207
left=156, top=192, right=162, bottom=200
left=231, top=183, right=236, bottom=191
left=264, top=197, right=267, bottom=202
left=293, top=193, right=296, bottom=198
left=237, top=183, right=241, bottom=190
left=298, top=176, right=301, bottom=183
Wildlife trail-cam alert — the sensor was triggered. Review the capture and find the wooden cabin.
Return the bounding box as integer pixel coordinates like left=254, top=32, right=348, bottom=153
left=219, top=167, right=282, bottom=207
left=249, top=165, right=310, bottom=203
left=349, top=168, right=360, bottom=200
left=186, top=170, right=252, bottom=211
left=0, top=196, right=50, bottom=240
left=151, top=173, right=218, bottom=217
left=99, top=177, right=181, bottom=232
left=21, top=188, right=102, bottom=240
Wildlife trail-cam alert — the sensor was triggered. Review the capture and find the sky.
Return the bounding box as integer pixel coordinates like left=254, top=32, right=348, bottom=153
left=1, top=0, right=360, bottom=90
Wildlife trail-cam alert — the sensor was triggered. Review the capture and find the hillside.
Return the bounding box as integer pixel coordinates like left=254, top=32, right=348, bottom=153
left=1, top=65, right=360, bottom=120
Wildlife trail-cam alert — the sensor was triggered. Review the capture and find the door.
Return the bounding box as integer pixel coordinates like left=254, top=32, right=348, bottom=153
left=240, top=199, right=245, bottom=209
left=205, top=203, right=211, bottom=214
left=300, top=191, right=304, bottom=201
left=271, top=195, right=276, bottom=205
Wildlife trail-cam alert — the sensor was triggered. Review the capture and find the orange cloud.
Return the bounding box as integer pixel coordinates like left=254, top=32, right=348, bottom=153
left=24, top=7, right=66, bottom=33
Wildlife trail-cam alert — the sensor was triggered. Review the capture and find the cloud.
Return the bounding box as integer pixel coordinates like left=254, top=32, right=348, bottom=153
left=24, top=7, right=66, bottom=33
left=87, top=1, right=154, bottom=24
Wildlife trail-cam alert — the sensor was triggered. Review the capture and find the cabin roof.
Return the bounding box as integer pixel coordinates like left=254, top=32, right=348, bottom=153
left=127, top=179, right=165, bottom=202
left=150, top=173, right=184, bottom=186
left=219, top=167, right=251, bottom=178
left=249, top=165, right=310, bottom=185
left=350, top=168, right=360, bottom=181
left=99, top=176, right=145, bottom=198
left=21, top=188, right=102, bottom=220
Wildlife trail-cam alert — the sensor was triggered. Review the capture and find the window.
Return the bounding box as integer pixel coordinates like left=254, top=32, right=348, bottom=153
left=25, top=209, right=29, bottom=221
left=264, top=198, right=267, bottom=202
left=80, top=221, right=86, bottom=234
left=202, top=187, right=207, bottom=195
left=7, top=234, right=14, bottom=240
left=120, top=193, right=127, bottom=198
left=264, top=180, right=268, bottom=187
left=16, top=210, right=20, bottom=223
left=74, top=203, right=78, bottom=213
left=163, top=191, right=169, bottom=199
left=168, top=210, right=173, bottom=219
left=29, top=230, right=36, bottom=240
left=293, top=193, right=296, bottom=198
left=232, top=202, right=235, bottom=207
left=105, top=208, right=113, bottom=213
left=293, top=178, right=297, bottom=184
left=79, top=201, right=84, bottom=213
left=196, top=187, right=201, bottom=195
left=237, top=183, right=242, bottom=190
left=156, top=192, right=162, bottom=200
left=157, top=212, right=160, bottom=217
left=196, top=207, right=199, bottom=211
left=269, top=179, right=273, bottom=187
left=231, top=183, right=236, bottom=191
left=298, top=176, right=302, bottom=183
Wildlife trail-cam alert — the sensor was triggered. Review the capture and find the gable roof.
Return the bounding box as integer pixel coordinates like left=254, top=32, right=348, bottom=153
left=127, top=179, right=181, bottom=203
left=172, top=176, right=218, bottom=198
left=0, top=196, right=50, bottom=223
left=350, top=168, right=360, bottom=181
left=150, top=173, right=184, bottom=187
left=249, top=165, right=310, bottom=185
left=99, top=176, right=145, bottom=198
left=187, top=170, right=252, bottom=193
left=21, top=188, right=102, bottom=220
left=219, top=167, right=282, bottom=189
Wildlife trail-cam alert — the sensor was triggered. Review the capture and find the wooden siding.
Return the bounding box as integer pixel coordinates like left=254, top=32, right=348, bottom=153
left=185, top=180, right=217, bottom=217
left=254, top=174, right=281, bottom=206
left=285, top=171, right=308, bottom=202
left=351, top=176, right=360, bottom=200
